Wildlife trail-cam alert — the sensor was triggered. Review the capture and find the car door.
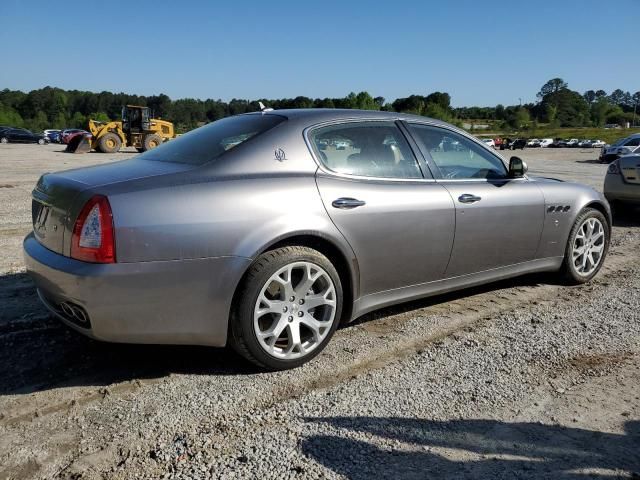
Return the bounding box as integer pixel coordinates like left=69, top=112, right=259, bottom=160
left=310, top=120, right=455, bottom=298
left=406, top=122, right=545, bottom=277
left=14, top=129, right=29, bottom=143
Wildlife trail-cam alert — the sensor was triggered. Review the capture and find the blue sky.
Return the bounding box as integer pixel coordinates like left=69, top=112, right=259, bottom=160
left=0, top=0, right=637, bottom=107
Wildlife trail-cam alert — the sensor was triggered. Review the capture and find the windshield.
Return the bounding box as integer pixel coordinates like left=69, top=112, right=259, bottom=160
left=138, top=114, right=286, bottom=165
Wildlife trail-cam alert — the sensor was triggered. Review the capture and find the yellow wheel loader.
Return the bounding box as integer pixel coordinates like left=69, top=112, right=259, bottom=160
left=67, top=105, right=175, bottom=154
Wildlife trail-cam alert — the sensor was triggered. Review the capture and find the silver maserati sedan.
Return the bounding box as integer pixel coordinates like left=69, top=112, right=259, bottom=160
left=24, top=109, right=611, bottom=369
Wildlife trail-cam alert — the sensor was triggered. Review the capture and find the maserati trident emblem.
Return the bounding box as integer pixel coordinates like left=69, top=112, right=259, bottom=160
left=275, top=148, right=286, bottom=162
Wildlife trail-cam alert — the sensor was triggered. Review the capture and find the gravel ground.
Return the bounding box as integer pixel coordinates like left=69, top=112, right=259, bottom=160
left=0, top=144, right=638, bottom=479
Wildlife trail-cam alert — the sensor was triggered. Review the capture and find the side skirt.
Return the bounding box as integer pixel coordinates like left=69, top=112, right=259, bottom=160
left=351, top=257, right=564, bottom=320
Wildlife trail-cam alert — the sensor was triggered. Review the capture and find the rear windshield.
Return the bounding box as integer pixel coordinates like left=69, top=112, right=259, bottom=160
left=138, top=114, right=286, bottom=165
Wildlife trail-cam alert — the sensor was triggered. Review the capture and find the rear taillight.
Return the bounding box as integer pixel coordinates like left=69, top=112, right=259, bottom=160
left=71, top=195, right=116, bottom=263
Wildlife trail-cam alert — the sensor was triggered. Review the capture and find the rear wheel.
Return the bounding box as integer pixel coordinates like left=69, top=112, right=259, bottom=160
left=97, top=133, right=122, bottom=153
left=143, top=134, right=162, bottom=151
left=230, top=246, right=343, bottom=370
left=560, top=208, right=609, bottom=284
left=37, top=138, right=45, bottom=145
left=0, top=137, right=8, bottom=144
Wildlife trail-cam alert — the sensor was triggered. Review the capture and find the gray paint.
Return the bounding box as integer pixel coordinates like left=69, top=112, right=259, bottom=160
left=25, top=109, right=611, bottom=347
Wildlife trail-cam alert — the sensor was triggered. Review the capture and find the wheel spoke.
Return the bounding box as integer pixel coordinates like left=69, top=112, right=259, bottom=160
left=591, top=244, right=604, bottom=254
left=295, top=264, right=321, bottom=297
left=304, top=287, right=336, bottom=310
left=275, top=265, right=295, bottom=299
left=300, top=313, right=326, bottom=341
left=286, top=323, right=302, bottom=353
left=258, top=317, right=288, bottom=345
left=256, top=296, right=285, bottom=317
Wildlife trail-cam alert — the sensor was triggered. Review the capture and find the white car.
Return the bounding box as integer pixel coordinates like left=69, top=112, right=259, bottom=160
left=526, top=138, right=540, bottom=147
left=566, top=138, right=580, bottom=147
left=591, top=140, right=605, bottom=148
left=600, top=134, right=640, bottom=162
left=539, top=138, right=554, bottom=148
left=482, top=138, right=495, bottom=148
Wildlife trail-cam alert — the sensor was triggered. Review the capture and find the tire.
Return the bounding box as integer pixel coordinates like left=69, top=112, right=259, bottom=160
left=560, top=208, right=609, bottom=284
left=97, top=132, right=122, bottom=153
left=0, top=137, right=8, bottom=144
left=230, top=246, right=343, bottom=370
left=143, top=134, right=162, bottom=151
left=37, top=138, right=45, bottom=145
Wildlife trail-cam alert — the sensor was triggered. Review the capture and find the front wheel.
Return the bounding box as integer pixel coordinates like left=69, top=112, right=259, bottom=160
left=230, top=246, right=343, bottom=370
left=560, top=208, right=609, bottom=284
left=38, top=138, right=45, bottom=145
left=0, top=137, right=8, bottom=144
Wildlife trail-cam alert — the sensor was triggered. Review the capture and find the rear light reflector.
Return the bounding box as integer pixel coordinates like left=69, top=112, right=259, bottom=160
left=71, top=195, right=116, bottom=263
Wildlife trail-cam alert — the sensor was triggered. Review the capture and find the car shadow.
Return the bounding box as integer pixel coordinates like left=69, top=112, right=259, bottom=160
left=301, top=416, right=640, bottom=479
left=575, top=159, right=603, bottom=164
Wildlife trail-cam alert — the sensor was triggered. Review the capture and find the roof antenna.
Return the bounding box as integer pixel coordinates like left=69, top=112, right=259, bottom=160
left=259, top=101, right=274, bottom=113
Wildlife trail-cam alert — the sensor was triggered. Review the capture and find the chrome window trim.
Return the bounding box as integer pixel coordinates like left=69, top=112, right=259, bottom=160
left=303, top=118, right=438, bottom=184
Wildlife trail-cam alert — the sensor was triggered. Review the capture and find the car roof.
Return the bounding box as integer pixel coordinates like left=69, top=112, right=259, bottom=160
left=243, top=108, right=452, bottom=127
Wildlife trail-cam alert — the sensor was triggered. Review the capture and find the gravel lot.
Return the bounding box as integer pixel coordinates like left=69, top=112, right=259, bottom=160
left=0, top=144, right=638, bottom=479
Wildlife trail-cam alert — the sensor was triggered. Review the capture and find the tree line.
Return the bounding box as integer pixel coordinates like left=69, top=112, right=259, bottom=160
left=0, top=78, right=638, bottom=133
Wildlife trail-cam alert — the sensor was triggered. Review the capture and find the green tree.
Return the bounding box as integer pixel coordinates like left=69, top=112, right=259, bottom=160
left=537, top=78, right=568, bottom=99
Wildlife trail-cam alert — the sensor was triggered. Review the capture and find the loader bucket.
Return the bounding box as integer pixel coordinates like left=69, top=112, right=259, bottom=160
left=65, top=134, right=92, bottom=154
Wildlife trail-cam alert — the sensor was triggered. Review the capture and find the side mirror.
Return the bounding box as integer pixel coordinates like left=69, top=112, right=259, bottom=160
left=509, top=156, right=528, bottom=178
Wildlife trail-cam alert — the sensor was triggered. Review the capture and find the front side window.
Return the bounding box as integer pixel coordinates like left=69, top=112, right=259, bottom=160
left=409, top=124, right=507, bottom=180
left=310, top=122, right=423, bottom=179
left=139, top=114, right=286, bottom=165
left=624, top=137, right=640, bottom=147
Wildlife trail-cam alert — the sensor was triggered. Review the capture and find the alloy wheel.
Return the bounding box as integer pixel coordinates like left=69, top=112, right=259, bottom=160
left=253, top=261, right=337, bottom=360
left=572, top=217, right=605, bottom=276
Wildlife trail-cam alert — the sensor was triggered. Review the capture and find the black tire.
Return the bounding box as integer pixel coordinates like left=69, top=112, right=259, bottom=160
left=97, top=132, right=122, bottom=153
left=230, top=246, right=343, bottom=370
left=559, top=208, right=610, bottom=284
left=143, top=134, right=162, bottom=151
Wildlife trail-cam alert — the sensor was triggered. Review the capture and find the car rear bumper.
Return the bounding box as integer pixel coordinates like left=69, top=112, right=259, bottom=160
left=23, top=233, right=251, bottom=346
left=604, top=174, right=640, bottom=204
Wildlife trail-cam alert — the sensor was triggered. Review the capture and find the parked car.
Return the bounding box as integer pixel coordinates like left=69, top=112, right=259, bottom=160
left=539, top=138, right=554, bottom=148
left=578, top=139, right=593, bottom=148
left=510, top=138, right=526, bottom=150
left=566, top=138, right=580, bottom=148
left=526, top=138, right=541, bottom=148
left=482, top=138, right=495, bottom=148
left=604, top=150, right=640, bottom=208
left=591, top=140, right=605, bottom=148
left=24, top=109, right=611, bottom=370
left=549, top=139, right=568, bottom=148
left=44, top=129, right=62, bottom=143
left=60, top=129, right=89, bottom=144
left=599, top=134, right=640, bottom=163
left=0, top=128, right=47, bottom=144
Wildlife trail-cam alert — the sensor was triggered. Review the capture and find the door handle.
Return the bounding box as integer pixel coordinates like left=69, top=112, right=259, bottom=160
left=332, top=197, right=366, bottom=209
left=458, top=194, right=482, bottom=204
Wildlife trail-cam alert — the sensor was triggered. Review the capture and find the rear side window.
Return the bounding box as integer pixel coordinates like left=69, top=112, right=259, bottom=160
left=624, top=137, right=640, bottom=147
left=309, top=121, right=424, bottom=179
left=139, top=114, right=285, bottom=165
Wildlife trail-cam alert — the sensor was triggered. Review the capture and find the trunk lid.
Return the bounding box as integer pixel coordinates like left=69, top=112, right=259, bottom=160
left=31, top=159, right=193, bottom=255
left=618, top=154, right=640, bottom=185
